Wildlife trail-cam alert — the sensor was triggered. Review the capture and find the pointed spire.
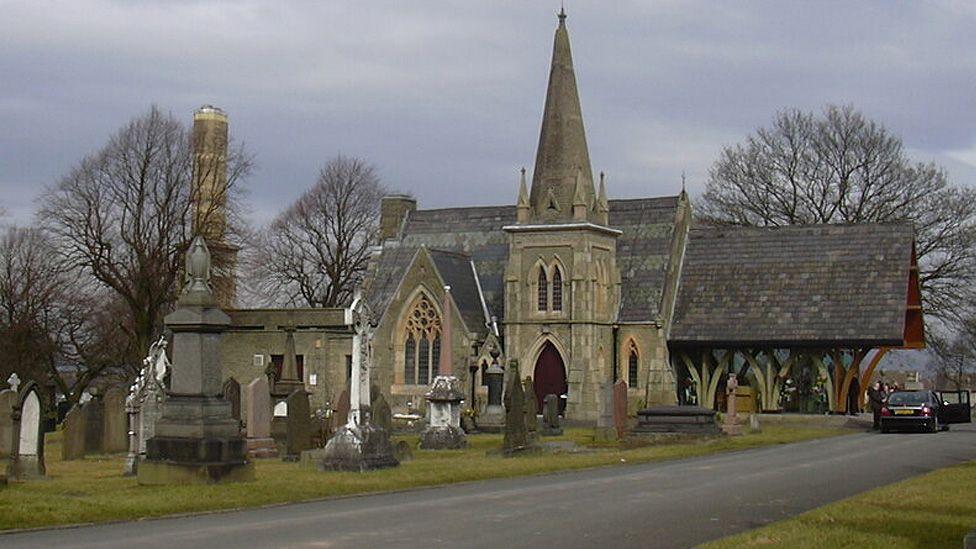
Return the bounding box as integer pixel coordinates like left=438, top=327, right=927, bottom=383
left=597, top=171, right=609, bottom=225
left=573, top=166, right=587, bottom=220
left=529, top=8, right=595, bottom=223
left=517, top=167, right=531, bottom=223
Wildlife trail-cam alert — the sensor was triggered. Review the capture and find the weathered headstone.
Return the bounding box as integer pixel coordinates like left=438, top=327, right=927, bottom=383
left=102, top=387, right=128, bottom=453
left=223, top=377, right=242, bottom=422
left=333, top=389, right=350, bottom=430
left=8, top=384, right=45, bottom=479
left=613, top=379, right=629, bottom=439
left=523, top=377, right=539, bottom=438
left=371, top=391, right=392, bottom=433
left=83, top=397, right=104, bottom=455
left=502, top=361, right=536, bottom=456
left=541, top=394, right=563, bottom=436
left=285, top=389, right=312, bottom=460
left=62, top=404, right=86, bottom=460
left=594, top=382, right=616, bottom=441
left=245, top=376, right=278, bottom=459
left=0, top=383, right=18, bottom=458
left=478, top=349, right=505, bottom=433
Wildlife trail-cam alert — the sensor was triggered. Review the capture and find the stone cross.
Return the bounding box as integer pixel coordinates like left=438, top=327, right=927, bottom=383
left=7, top=373, right=20, bottom=393
left=347, top=290, right=375, bottom=428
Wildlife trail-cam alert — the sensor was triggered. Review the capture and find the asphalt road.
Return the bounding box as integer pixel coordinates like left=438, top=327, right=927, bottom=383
left=5, top=424, right=976, bottom=549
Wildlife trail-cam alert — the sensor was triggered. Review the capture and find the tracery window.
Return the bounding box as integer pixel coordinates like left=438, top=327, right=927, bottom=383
left=402, top=294, right=442, bottom=385
left=537, top=267, right=548, bottom=311
left=628, top=341, right=639, bottom=388
left=552, top=268, right=563, bottom=311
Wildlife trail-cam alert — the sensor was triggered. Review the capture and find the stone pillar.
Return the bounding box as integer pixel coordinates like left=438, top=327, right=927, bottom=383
left=138, top=237, right=253, bottom=485
left=478, top=348, right=505, bottom=433
left=419, top=286, right=467, bottom=450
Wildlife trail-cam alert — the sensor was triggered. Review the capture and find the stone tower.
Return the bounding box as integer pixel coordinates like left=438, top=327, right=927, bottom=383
left=504, top=9, right=621, bottom=421
left=191, top=105, right=237, bottom=307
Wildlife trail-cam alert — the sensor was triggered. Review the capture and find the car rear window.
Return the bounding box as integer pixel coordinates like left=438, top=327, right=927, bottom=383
left=888, top=392, right=929, bottom=405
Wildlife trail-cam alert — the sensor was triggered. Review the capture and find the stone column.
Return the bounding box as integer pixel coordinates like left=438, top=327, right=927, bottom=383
left=419, top=286, right=467, bottom=450
left=478, top=347, right=505, bottom=433
left=137, top=236, right=253, bottom=485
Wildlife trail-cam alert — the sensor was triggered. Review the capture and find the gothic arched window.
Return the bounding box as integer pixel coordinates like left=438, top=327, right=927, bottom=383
left=537, top=267, right=548, bottom=312
left=552, top=267, right=563, bottom=311
left=628, top=342, right=639, bottom=387
left=402, top=294, right=442, bottom=385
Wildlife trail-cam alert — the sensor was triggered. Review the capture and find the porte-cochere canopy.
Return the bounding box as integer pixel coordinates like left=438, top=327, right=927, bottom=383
left=668, top=223, right=924, bottom=413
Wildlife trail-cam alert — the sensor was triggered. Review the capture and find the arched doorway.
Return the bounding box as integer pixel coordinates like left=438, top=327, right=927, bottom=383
left=533, top=341, right=567, bottom=414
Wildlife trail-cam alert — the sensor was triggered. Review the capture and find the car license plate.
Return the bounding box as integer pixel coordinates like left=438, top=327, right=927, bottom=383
left=894, top=409, right=914, bottom=415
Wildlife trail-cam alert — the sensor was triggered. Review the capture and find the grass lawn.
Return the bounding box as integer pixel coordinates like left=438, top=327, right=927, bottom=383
left=0, top=426, right=845, bottom=532
left=702, top=459, right=976, bottom=548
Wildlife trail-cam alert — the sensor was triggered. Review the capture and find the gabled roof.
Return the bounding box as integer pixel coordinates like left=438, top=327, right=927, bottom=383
left=428, top=249, right=487, bottom=335
left=669, top=223, right=916, bottom=347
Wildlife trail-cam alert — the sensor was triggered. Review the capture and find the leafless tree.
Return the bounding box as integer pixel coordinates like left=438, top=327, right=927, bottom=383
left=700, top=105, right=976, bottom=322
left=247, top=155, right=386, bottom=308
left=38, top=106, right=251, bottom=366
left=928, top=321, right=976, bottom=390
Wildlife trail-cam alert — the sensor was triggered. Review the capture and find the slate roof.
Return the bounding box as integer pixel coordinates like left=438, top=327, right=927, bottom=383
left=428, top=249, right=488, bottom=334
left=669, top=223, right=914, bottom=347
left=365, top=197, right=682, bottom=333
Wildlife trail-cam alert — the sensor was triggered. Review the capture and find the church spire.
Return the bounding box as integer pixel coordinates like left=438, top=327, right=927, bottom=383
left=596, top=171, right=609, bottom=225
left=528, top=8, right=595, bottom=223
left=516, top=167, right=530, bottom=223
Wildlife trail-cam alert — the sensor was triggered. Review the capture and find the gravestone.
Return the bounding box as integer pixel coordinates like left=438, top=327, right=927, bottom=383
left=523, top=377, right=539, bottom=438
left=285, top=390, right=312, bottom=460
left=541, top=394, right=563, bottom=436
left=83, top=397, right=104, bottom=454
left=125, top=339, right=170, bottom=475
left=8, top=384, right=45, bottom=479
left=419, top=286, right=467, bottom=450
left=478, top=351, right=505, bottom=433
left=0, top=380, right=18, bottom=458
left=61, top=404, right=86, bottom=460
left=613, top=380, right=629, bottom=439
left=502, top=361, right=536, bottom=456
left=371, top=391, right=392, bottom=433
left=102, top=387, right=128, bottom=453
left=333, top=389, right=350, bottom=431
left=594, top=382, right=616, bottom=441
left=245, top=376, right=278, bottom=459
left=223, top=378, right=242, bottom=422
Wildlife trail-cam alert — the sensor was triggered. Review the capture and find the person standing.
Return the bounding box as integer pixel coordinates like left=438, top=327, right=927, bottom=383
left=868, top=381, right=885, bottom=430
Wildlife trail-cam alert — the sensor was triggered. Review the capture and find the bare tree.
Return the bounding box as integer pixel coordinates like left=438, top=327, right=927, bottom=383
left=38, top=106, right=251, bottom=365
left=928, top=321, right=976, bottom=390
left=248, top=155, right=386, bottom=308
left=700, top=105, right=976, bottom=322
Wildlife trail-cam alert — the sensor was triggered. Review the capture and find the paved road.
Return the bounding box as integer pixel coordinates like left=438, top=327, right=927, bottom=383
left=5, top=425, right=976, bottom=549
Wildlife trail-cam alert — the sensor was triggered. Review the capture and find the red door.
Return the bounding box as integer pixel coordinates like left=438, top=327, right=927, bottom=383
left=533, top=342, right=568, bottom=414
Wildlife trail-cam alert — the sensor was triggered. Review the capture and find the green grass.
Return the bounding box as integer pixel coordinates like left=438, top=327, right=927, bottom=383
left=0, top=426, right=845, bottom=532
left=701, top=459, right=976, bottom=548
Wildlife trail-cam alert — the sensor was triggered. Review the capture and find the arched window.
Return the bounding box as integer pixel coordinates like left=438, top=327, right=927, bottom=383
left=552, top=267, right=563, bottom=311
left=628, top=342, right=639, bottom=387
left=402, top=294, right=442, bottom=385
left=537, top=267, right=548, bottom=311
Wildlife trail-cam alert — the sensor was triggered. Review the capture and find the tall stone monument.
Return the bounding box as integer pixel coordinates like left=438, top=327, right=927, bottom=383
left=477, top=347, right=505, bottom=433
left=502, top=360, right=537, bottom=456
left=137, top=236, right=253, bottom=484
left=419, top=286, right=467, bottom=450
left=318, top=291, right=398, bottom=471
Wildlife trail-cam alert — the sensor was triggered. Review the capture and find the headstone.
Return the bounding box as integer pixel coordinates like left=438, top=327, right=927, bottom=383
left=502, top=361, right=536, bottom=456
left=593, top=382, right=615, bottom=441
left=102, top=387, right=128, bottom=453
left=419, top=286, right=467, bottom=450
left=138, top=237, right=253, bottom=485
left=613, top=379, right=629, bottom=439
left=523, top=377, right=539, bottom=437
left=541, top=394, right=563, bottom=436
left=371, top=391, right=392, bottom=433
left=0, top=385, right=18, bottom=458
left=83, top=397, right=104, bottom=454
left=477, top=349, right=505, bottom=433
left=8, top=385, right=45, bottom=479
left=62, top=404, right=86, bottom=460
left=722, top=373, right=742, bottom=436
left=285, top=390, right=312, bottom=460
left=245, top=376, right=277, bottom=459
left=333, top=389, right=350, bottom=430
left=223, top=378, right=242, bottom=422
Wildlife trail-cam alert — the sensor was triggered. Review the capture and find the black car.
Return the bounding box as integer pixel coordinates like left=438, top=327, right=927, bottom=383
left=880, top=390, right=971, bottom=433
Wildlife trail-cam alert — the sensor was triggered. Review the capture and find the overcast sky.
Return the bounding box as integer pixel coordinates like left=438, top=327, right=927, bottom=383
left=2, top=1, right=974, bottom=226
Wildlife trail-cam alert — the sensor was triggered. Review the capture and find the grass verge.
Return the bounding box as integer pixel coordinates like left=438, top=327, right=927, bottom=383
left=701, top=458, right=976, bottom=548
left=0, top=426, right=845, bottom=532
